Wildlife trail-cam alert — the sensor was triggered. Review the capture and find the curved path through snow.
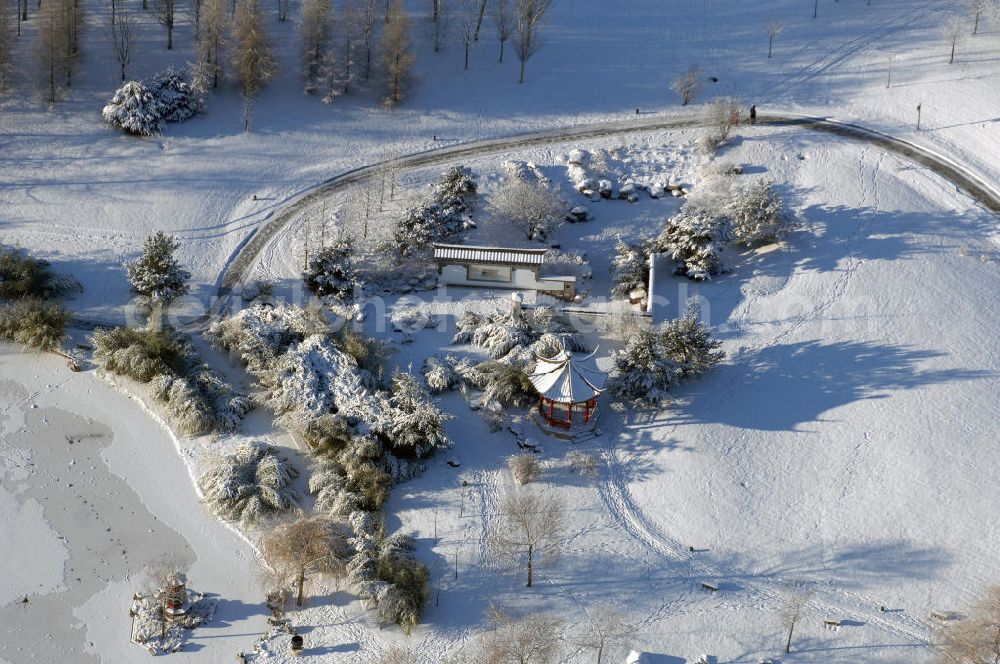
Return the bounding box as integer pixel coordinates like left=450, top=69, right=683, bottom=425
left=213, top=112, right=1000, bottom=301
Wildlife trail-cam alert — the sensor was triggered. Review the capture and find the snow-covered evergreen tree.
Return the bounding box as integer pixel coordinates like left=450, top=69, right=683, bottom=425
left=607, top=305, right=723, bottom=405
left=383, top=371, right=452, bottom=458
left=102, top=80, right=165, bottom=136
left=124, top=231, right=191, bottom=304
left=150, top=67, right=203, bottom=123
left=611, top=239, right=650, bottom=299
left=198, top=440, right=300, bottom=528
left=655, top=208, right=724, bottom=281
left=393, top=166, right=477, bottom=256
left=726, top=178, right=794, bottom=246
left=303, top=234, right=361, bottom=301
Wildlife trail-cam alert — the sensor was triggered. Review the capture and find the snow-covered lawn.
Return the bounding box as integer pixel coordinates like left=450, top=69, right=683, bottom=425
left=2, top=0, right=1000, bottom=661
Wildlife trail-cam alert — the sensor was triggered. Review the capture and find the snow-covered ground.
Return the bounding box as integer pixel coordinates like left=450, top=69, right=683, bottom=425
left=2, top=0, right=1000, bottom=661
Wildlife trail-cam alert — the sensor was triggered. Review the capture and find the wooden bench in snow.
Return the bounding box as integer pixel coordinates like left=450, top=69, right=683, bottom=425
left=823, top=618, right=842, bottom=629
left=930, top=610, right=957, bottom=621
left=700, top=581, right=719, bottom=593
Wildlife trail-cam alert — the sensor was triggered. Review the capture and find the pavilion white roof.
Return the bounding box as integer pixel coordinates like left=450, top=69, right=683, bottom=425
left=528, top=350, right=606, bottom=403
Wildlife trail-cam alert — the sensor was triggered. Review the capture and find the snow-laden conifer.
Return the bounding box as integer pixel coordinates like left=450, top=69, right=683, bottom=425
left=102, top=80, right=165, bottom=136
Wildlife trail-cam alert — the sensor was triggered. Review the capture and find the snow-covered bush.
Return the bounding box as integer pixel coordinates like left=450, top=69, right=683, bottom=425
left=607, top=306, right=723, bottom=405
left=393, top=166, right=477, bottom=256
left=198, top=440, right=300, bottom=528
left=150, top=67, right=203, bottom=123
left=654, top=208, right=724, bottom=281
left=206, top=302, right=329, bottom=372
left=124, top=231, right=191, bottom=304
left=304, top=413, right=355, bottom=456
left=421, top=355, right=461, bottom=394
left=346, top=515, right=428, bottom=634
left=92, top=325, right=251, bottom=435
left=453, top=302, right=586, bottom=363
left=102, top=81, right=165, bottom=136
left=611, top=239, right=650, bottom=300
left=490, top=176, right=566, bottom=241
left=309, top=437, right=392, bottom=515
left=303, top=234, right=361, bottom=301
left=726, top=178, right=794, bottom=246
left=255, top=334, right=385, bottom=434
left=0, top=298, right=71, bottom=351
left=0, top=247, right=79, bottom=300
left=383, top=371, right=452, bottom=458
left=92, top=325, right=189, bottom=382
left=474, top=362, right=536, bottom=408
left=508, top=453, right=541, bottom=485
left=149, top=365, right=252, bottom=436
left=565, top=450, right=599, bottom=479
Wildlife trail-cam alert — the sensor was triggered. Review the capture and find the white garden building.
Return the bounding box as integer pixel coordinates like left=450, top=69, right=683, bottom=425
left=432, top=243, right=577, bottom=300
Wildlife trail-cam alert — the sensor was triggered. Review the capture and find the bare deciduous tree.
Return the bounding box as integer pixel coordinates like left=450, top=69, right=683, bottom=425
left=458, top=0, right=477, bottom=70
left=381, top=0, right=413, bottom=107
left=473, top=0, right=487, bottom=40
left=708, top=97, right=741, bottom=142
left=155, top=0, right=175, bottom=48
left=936, top=586, right=1000, bottom=664
left=301, top=0, right=332, bottom=92
left=232, top=0, right=275, bottom=125
left=260, top=513, right=351, bottom=607
left=493, top=0, right=510, bottom=62
left=671, top=65, right=702, bottom=106
left=490, top=177, right=564, bottom=240
left=779, top=584, right=814, bottom=654
left=195, top=0, right=227, bottom=90
left=107, top=4, right=133, bottom=81
left=361, top=0, right=377, bottom=80
left=491, top=488, right=564, bottom=587
left=765, top=17, right=784, bottom=58
left=944, top=16, right=965, bottom=64
left=35, top=0, right=70, bottom=103
left=0, top=0, right=12, bottom=91
left=969, top=0, right=988, bottom=34
left=512, top=0, right=552, bottom=83
left=476, top=606, right=563, bottom=663
left=577, top=606, right=630, bottom=664
left=507, top=453, right=541, bottom=484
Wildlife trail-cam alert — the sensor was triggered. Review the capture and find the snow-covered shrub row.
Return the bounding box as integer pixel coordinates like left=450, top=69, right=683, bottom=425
left=91, top=326, right=251, bottom=435
left=102, top=68, right=203, bottom=136
left=648, top=176, right=795, bottom=282
left=607, top=306, right=723, bottom=405
left=393, top=166, right=477, bottom=257
left=198, top=440, right=300, bottom=529
left=303, top=234, right=362, bottom=301
left=346, top=512, right=429, bottom=634
left=0, top=297, right=71, bottom=352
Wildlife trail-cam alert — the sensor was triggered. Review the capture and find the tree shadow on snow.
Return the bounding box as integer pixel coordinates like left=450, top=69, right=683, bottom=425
left=672, top=338, right=991, bottom=431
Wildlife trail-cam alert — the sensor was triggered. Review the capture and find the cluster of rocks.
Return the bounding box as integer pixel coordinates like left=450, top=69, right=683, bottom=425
left=565, top=148, right=688, bottom=202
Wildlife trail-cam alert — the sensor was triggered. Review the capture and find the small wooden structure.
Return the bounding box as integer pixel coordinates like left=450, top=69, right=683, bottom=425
left=528, top=350, right=605, bottom=430
left=163, top=573, right=188, bottom=619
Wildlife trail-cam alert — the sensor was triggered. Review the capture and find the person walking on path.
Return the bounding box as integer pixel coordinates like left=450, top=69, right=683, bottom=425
left=749, top=104, right=757, bottom=125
